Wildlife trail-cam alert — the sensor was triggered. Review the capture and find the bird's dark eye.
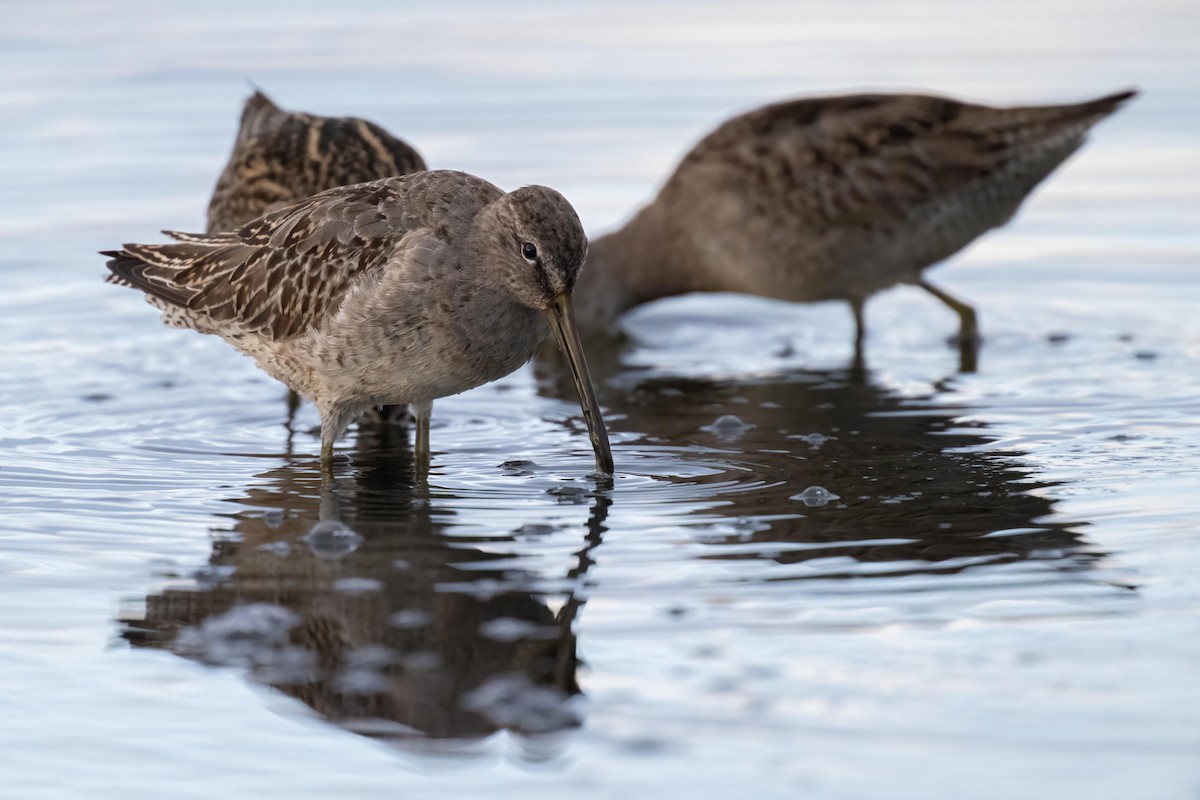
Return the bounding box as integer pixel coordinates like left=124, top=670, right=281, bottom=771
left=521, top=242, right=538, bottom=261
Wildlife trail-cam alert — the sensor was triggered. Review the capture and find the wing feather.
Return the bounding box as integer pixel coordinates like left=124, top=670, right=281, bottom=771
left=673, top=91, right=1136, bottom=229
left=104, top=170, right=501, bottom=341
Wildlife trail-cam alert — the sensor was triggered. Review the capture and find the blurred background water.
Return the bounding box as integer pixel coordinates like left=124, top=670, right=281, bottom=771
left=1, top=1, right=1199, bottom=798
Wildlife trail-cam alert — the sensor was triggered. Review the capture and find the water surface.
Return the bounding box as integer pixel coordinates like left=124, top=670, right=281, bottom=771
left=2, top=2, right=1199, bottom=798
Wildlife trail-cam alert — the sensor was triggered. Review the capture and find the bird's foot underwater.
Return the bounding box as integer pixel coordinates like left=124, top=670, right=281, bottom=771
left=948, top=331, right=982, bottom=373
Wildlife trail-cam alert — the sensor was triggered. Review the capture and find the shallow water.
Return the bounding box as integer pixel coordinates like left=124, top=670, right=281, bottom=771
left=2, top=1, right=1199, bottom=798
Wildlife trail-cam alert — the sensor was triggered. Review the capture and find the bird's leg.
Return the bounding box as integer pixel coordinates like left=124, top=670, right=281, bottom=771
left=849, top=298, right=867, bottom=370
left=919, top=279, right=979, bottom=343
left=286, top=389, right=301, bottom=426
left=317, top=402, right=356, bottom=474
left=412, top=400, right=433, bottom=477
left=918, top=279, right=979, bottom=373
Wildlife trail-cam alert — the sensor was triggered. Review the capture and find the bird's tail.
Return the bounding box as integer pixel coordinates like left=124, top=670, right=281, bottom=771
left=991, top=88, right=1139, bottom=142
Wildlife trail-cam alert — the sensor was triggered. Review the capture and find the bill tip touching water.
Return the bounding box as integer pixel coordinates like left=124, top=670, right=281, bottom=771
left=102, top=169, right=613, bottom=478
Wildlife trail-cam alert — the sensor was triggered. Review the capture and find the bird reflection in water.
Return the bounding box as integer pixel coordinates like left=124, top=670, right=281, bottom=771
left=536, top=340, right=1102, bottom=584
left=121, top=424, right=609, bottom=756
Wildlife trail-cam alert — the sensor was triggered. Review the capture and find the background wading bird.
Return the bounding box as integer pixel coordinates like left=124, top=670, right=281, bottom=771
left=572, top=89, right=1138, bottom=371
left=207, top=90, right=429, bottom=422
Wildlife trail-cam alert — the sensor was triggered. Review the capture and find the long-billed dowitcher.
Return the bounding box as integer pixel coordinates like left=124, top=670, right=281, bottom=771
left=205, top=90, right=428, bottom=419
left=573, top=89, right=1137, bottom=365
left=207, top=90, right=427, bottom=233
left=103, top=170, right=614, bottom=476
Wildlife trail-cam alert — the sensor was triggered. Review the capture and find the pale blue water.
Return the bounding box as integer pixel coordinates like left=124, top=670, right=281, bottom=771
left=2, top=1, right=1199, bottom=798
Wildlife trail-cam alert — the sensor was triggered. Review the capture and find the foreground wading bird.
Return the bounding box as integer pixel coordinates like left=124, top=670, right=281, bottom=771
left=572, top=89, right=1137, bottom=367
left=207, top=90, right=428, bottom=420
left=103, top=170, right=614, bottom=476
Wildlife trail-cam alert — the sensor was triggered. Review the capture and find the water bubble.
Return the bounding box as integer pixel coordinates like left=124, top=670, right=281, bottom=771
left=334, top=645, right=398, bottom=695
left=789, top=432, right=830, bottom=448
left=333, top=577, right=382, bottom=595
left=340, top=718, right=422, bottom=738
left=791, top=486, right=840, bottom=507
left=306, top=520, right=362, bottom=560
left=256, top=540, right=291, bottom=556
left=732, top=517, right=771, bottom=540
left=262, top=508, right=285, bottom=528
left=703, top=414, right=755, bottom=440
left=479, top=617, right=556, bottom=642
left=175, top=603, right=303, bottom=675
left=346, top=644, right=398, bottom=669
left=461, top=673, right=581, bottom=734
left=514, top=523, right=559, bottom=537
left=388, top=609, right=432, bottom=629
left=459, top=578, right=504, bottom=601
left=548, top=484, right=590, bottom=504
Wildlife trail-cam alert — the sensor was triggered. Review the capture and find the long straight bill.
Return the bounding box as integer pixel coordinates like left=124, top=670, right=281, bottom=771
left=543, top=293, right=614, bottom=477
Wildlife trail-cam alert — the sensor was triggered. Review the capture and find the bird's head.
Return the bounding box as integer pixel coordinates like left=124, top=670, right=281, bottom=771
left=473, top=185, right=588, bottom=311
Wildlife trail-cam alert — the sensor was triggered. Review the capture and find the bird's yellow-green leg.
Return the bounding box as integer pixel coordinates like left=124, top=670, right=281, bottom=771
left=919, top=278, right=979, bottom=373
left=919, top=278, right=979, bottom=344
left=317, top=403, right=356, bottom=476
left=412, top=400, right=432, bottom=477
left=849, top=298, right=867, bottom=359
left=286, top=388, right=302, bottom=424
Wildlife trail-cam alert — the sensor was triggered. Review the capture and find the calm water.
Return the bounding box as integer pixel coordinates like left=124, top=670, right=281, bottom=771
left=2, top=1, right=1199, bottom=798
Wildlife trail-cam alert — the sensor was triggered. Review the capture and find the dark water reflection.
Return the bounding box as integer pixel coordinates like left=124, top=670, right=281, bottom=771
left=121, top=356, right=1103, bottom=748
left=123, top=425, right=610, bottom=753
left=541, top=339, right=1097, bottom=580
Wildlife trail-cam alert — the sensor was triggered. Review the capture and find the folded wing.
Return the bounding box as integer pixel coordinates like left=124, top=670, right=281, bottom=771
left=105, top=170, right=500, bottom=340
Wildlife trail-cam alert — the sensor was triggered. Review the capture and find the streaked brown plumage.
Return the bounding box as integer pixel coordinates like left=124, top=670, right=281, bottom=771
left=207, top=91, right=427, bottom=233
left=207, top=90, right=428, bottom=420
left=574, top=89, right=1138, bottom=364
left=103, top=170, right=614, bottom=476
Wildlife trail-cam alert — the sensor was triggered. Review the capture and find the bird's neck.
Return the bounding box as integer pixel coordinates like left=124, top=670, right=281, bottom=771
left=573, top=203, right=689, bottom=334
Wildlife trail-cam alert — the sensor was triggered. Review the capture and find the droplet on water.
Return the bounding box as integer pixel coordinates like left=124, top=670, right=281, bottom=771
left=479, top=617, right=555, bottom=642
left=306, top=520, right=362, bottom=560
left=333, top=577, right=382, bottom=595
left=175, top=603, right=313, bottom=683
left=334, top=645, right=399, bottom=696
left=703, top=414, right=755, bottom=440
left=256, top=540, right=291, bottom=557
left=790, top=432, right=830, bottom=448
left=548, top=484, right=590, bottom=504
left=461, top=673, right=581, bottom=733
left=388, top=609, right=432, bottom=629
left=791, top=485, right=840, bottom=507
left=500, top=459, right=537, bottom=475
